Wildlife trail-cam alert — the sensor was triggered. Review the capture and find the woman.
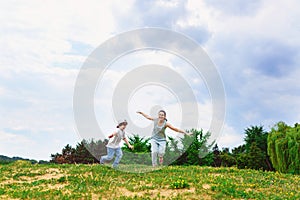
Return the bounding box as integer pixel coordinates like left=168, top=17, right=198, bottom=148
left=137, top=110, right=191, bottom=167
left=100, top=120, right=133, bottom=168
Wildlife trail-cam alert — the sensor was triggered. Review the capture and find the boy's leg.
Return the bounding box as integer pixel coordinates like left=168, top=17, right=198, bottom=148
left=158, top=141, right=166, bottom=165
left=113, top=148, right=123, bottom=168
left=100, top=147, right=115, bottom=164
left=151, top=140, right=159, bottom=167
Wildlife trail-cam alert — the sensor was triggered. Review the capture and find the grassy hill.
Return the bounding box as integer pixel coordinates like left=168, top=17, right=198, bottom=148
left=0, top=161, right=299, bottom=199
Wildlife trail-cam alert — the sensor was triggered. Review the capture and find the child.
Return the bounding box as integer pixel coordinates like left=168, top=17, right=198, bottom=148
left=100, top=120, right=133, bottom=168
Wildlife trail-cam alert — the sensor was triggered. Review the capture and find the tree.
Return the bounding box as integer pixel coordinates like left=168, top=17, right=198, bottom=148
left=211, top=144, right=221, bottom=167
left=232, top=144, right=246, bottom=156
left=244, top=126, right=267, bottom=153
left=122, top=134, right=150, bottom=153
left=268, top=122, right=300, bottom=174
left=247, top=142, right=265, bottom=170
left=172, top=129, right=214, bottom=165
left=73, top=141, right=97, bottom=164
left=61, top=144, right=75, bottom=164
left=164, top=136, right=182, bottom=165
left=231, top=144, right=246, bottom=168
left=121, top=134, right=151, bottom=165
left=219, top=148, right=236, bottom=167
left=237, top=125, right=272, bottom=170
left=51, top=139, right=107, bottom=164
left=236, top=142, right=265, bottom=170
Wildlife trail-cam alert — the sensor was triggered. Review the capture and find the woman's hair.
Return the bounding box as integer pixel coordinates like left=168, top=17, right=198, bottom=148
left=158, top=110, right=167, bottom=121
left=117, top=120, right=128, bottom=128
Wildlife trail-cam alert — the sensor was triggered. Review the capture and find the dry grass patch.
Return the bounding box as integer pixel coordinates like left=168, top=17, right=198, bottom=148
left=1, top=168, right=64, bottom=185
left=114, top=187, right=197, bottom=199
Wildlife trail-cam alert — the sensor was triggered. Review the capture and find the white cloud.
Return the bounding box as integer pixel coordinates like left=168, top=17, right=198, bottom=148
left=0, top=130, right=35, bottom=158
left=0, top=129, right=79, bottom=160
left=217, top=124, right=244, bottom=149
left=1, top=0, right=299, bottom=160
left=0, top=0, right=125, bottom=159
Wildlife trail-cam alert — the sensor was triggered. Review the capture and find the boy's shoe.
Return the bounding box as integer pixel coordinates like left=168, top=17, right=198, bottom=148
left=99, top=158, right=104, bottom=165
left=159, top=157, right=163, bottom=165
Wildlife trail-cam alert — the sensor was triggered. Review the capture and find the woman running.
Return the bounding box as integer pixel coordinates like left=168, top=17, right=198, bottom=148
left=137, top=110, right=191, bottom=167
left=100, top=120, right=133, bottom=168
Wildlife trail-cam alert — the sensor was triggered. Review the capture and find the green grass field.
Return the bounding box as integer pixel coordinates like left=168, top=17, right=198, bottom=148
left=0, top=161, right=299, bottom=200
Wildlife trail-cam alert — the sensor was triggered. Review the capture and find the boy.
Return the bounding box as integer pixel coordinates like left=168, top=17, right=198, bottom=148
left=100, top=120, right=133, bottom=168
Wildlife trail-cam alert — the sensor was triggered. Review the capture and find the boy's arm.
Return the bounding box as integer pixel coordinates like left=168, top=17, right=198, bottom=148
left=123, top=138, right=134, bottom=149
left=108, top=131, right=117, bottom=138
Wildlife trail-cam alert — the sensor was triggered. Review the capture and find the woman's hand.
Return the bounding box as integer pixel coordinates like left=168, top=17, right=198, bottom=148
left=128, top=144, right=134, bottom=150
left=136, top=111, right=154, bottom=121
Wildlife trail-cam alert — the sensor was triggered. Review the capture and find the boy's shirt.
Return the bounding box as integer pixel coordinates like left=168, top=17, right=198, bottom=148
left=106, top=128, right=126, bottom=148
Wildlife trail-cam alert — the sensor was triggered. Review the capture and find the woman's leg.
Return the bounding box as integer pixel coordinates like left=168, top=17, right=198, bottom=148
left=113, top=148, right=123, bottom=168
left=151, top=139, right=159, bottom=166
left=100, top=147, right=115, bottom=164
left=158, top=141, right=166, bottom=165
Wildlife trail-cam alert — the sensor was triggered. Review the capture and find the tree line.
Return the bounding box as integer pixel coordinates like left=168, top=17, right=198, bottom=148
left=50, top=121, right=299, bottom=174
left=0, top=155, right=49, bottom=165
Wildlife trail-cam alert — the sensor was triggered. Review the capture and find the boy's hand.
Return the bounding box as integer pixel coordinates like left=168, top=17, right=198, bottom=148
left=129, top=144, right=134, bottom=150
left=108, top=134, right=113, bottom=139
left=184, top=131, right=193, bottom=136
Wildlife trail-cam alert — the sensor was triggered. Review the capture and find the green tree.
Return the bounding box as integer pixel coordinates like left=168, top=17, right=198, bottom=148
left=173, top=129, right=214, bottom=165
left=236, top=142, right=265, bottom=170
left=232, top=144, right=246, bottom=156
left=244, top=126, right=267, bottom=153
left=220, top=148, right=236, bottom=167
left=51, top=144, right=75, bottom=164
left=51, top=139, right=107, bottom=164
left=267, top=122, right=300, bottom=174
left=61, top=144, right=75, bottom=164
left=211, top=144, right=221, bottom=167
left=73, top=140, right=97, bottom=164
left=122, top=134, right=150, bottom=153
left=121, top=134, right=151, bottom=165
left=164, top=136, right=182, bottom=165
left=237, top=125, right=272, bottom=170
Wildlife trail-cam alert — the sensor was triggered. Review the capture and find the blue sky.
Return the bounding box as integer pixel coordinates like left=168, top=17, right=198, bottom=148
left=0, top=0, right=299, bottom=160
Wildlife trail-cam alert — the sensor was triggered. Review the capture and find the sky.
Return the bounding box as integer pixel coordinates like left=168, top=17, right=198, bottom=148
left=0, top=0, right=299, bottom=161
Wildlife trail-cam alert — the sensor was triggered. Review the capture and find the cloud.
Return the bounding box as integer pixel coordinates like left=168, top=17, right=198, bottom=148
left=203, top=0, right=262, bottom=16
left=183, top=0, right=300, bottom=133
left=0, top=130, right=34, bottom=159
left=0, top=0, right=123, bottom=159
left=216, top=123, right=244, bottom=149
left=1, top=0, right=300, bottom=160
left=113, top=0, right=186, bottom=29
left=0, top=129, right=79, bottom=161
left=92, top=50, right=213, bottom=140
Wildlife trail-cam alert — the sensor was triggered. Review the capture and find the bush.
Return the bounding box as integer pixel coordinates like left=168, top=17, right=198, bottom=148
left=120, top=152, right=152, bottom=165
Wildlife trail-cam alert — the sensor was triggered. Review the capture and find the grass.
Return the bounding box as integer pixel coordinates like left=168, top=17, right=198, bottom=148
left=0, top=160, right=299, bottom=199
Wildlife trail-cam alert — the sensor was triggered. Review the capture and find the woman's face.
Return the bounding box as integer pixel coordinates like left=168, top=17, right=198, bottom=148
left=158, top=111, right=166, bottom=121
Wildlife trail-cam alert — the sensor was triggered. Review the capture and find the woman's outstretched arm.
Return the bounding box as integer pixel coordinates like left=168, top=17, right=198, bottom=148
left=166, top=123, right=192, bottom=135
left=136, top=111, right=154, bottom=121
